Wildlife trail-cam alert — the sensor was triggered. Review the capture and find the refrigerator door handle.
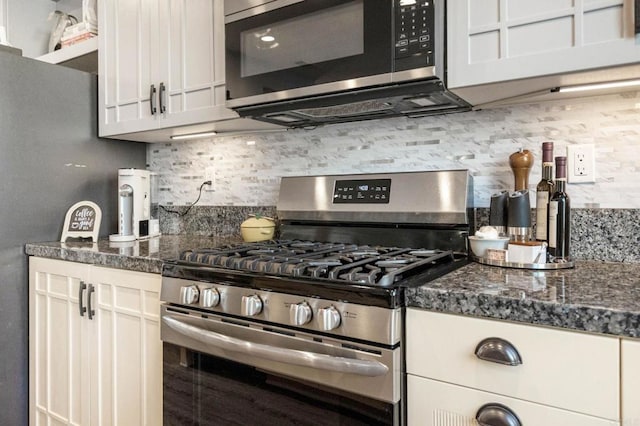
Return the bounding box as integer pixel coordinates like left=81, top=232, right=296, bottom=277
left=150, top=84, right=157, bottom=115
left=78, top=281, right=87, bottom=317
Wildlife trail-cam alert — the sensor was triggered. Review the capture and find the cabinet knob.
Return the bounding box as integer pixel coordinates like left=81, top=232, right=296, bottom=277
left=476, top=403, right=521, bottom=426
left=475, top=337, right=522, bottom=366
left=289, top=302, right=312, bottom=326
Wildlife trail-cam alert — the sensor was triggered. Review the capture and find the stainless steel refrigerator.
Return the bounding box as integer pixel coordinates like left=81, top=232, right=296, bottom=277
left=0, top=51, right=147, bottom=425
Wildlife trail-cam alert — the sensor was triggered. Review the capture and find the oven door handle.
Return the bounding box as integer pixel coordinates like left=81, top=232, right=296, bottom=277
left=163, top=316, right=389, bottom=377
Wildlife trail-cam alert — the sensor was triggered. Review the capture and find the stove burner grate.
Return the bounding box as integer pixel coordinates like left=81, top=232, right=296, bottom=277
left=179, top=240, right=456, bottom=287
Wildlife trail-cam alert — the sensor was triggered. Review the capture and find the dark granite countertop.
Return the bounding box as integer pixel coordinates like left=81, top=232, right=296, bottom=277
left=26, top=237, right=640, bottom=338
left=25, top=235, right=242, bottom=274
left=406, top=261, right=640, bottom=339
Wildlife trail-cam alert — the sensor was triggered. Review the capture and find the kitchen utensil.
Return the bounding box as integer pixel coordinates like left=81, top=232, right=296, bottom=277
left=509, top=148, right=534, bottom=191
left=489, top=191, right=509, bottom=235
left=240, top=215, right=276, bottom=242
left=508, top=190, right=532, bottom=242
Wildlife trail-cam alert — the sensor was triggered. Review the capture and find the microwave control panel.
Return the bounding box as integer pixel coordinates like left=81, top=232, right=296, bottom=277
left=394, top=0, right=434, bottom=67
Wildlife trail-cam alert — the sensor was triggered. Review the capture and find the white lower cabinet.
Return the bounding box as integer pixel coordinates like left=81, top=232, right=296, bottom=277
left=622, top=339, right=640, bottom=425
left=29, top=257, right=162, bottom=426
left=408, top=375, right=618, bottom=426
left=406, top=309, right=620, bottom=425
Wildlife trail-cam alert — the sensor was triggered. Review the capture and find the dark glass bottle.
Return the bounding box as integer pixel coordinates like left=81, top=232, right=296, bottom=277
left=548, top=156, right=571, bottom=261
left=535, top=142, right=555, bottom=242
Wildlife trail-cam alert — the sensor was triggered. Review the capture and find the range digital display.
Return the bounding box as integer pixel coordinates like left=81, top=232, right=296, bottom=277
left=333, top=179, right=391, bottom=204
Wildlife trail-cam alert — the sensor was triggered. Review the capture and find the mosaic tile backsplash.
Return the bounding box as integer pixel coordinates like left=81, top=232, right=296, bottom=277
left=148, top=92, right=640, bottom=262
left=148, top=92, right=640, bottom=209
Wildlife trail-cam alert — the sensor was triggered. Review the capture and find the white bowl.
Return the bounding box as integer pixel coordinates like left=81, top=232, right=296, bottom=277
left=468, top=236, right=510, bottom=258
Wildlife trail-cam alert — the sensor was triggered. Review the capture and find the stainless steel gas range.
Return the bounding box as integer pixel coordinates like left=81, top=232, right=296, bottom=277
left=160, top=170, right=473, bottom=426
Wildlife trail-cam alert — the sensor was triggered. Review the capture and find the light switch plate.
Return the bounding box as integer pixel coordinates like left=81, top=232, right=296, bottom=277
left=566, top=144, right=596, bottom=183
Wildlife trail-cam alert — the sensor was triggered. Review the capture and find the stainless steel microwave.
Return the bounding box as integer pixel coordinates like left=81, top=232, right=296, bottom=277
left=224, top=0, right=470, bottom=128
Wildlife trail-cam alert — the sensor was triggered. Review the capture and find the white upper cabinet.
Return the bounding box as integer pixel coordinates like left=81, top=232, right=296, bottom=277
left=98, top=0, right=235, bottom=138
left=447, top=0, right=640, bottom=93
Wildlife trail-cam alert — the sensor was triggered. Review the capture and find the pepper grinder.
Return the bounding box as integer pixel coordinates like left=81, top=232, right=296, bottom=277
left=509, top=148, right=534, bottom=191
left=489, top=191, right=509, bottom=236
left=508, top=189, right=532, bottom=241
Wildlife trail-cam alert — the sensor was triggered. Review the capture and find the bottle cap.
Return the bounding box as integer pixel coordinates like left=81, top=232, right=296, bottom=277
left=542, top=142, right=553, bottom=163
left=555, top=156, right=567, bottom=179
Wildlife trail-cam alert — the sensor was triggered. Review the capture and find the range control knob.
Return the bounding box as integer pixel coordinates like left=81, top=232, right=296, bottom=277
left=241, top=294, right=263, bottom=316
left=289, top=302, right=312, bottom=326
left=200, top=288, right=220, bottom=308
left=179, top=285, right=199, bottom=305
left=317, top=306, right=341, bottom=331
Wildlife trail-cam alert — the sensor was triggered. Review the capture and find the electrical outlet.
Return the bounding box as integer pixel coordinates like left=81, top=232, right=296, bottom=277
left=566, top=144, right=596, bottom=183
left=205, top=166, right=216, bottom=191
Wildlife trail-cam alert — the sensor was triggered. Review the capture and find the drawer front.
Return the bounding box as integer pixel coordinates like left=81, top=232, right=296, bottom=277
left=407, top=375, right=619, bottom=426
left=406, top=309, right=619, bottom=420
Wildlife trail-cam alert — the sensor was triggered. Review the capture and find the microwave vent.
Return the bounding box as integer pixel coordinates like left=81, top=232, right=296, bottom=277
left=295, top=99, right=394, bottom=118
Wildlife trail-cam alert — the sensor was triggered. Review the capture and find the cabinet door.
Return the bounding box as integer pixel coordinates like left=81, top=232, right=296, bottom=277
left=622, top=339, right=640, bottom=425
left=407, top=375, right=619, bottom=426
left=157, top=0, right=237, bottom=129
left=447, top=0, right=640, bottom=89
left=89, top=266, right=162, bottom=426
left=29, top=257, right=92, bottom=426
left=99, top=0, right=159, bottom=136
left=99, top=0, right=238, bottom=139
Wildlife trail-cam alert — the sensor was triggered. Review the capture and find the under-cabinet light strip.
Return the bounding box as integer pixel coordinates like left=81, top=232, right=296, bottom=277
left=170, top=132, right=218, bottom=140
left=558, top=79, right=640, bottom=93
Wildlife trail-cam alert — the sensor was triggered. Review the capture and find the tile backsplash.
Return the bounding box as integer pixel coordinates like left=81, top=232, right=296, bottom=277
left=148, top=92, right=640, bottom=209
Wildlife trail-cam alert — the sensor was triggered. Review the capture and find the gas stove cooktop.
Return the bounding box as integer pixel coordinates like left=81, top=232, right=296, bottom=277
left=176, top=240, right=461, bottom=287
left=162, top=240, right=468, bottom=309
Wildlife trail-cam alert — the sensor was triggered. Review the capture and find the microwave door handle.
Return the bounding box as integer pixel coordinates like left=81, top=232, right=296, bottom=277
left=163, top=316, right=388, bottom=377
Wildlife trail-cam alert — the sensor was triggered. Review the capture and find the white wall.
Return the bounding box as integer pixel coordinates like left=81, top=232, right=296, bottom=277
left=0, top=0, right=4, bottom=26
left=148, top=92, right=640, bottom=209
left=5, top=0, right=81, bottom=57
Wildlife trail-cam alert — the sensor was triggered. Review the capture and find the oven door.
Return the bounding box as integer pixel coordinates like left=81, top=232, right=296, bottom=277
left=225, top=0, right=392, bottom=107
left=161, top=305, right=401, bottom=425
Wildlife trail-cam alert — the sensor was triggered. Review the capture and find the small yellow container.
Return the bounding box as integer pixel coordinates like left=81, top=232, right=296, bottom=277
left=240, top=216, right=276, bottom=242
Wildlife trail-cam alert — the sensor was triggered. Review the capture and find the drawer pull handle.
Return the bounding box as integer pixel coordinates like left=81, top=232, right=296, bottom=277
left=475, top=337, right=522, bottom=366
left=78, top=281, right=87, bottom=317
left=150, top=84, right=157, bottom=115
left=476, top=403, right=521, bottom=426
